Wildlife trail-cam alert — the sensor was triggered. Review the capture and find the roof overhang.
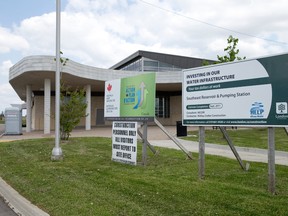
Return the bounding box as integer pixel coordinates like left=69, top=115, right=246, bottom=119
left=9, top=55, right=183, bottom=101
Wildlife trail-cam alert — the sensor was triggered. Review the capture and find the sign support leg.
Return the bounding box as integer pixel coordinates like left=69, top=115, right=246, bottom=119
left=284, top=127, right=288, bottom=136
left=137, top=128, right=158, bottom=155
left=199, top=126, right=205, bottom=179
left=142, top=122, right=148, bottom=166
left=268, top=127, right=276, bottom=194
left=154, top=118, right=192, bottom=159
left=219, top=127, right=248, bottom=171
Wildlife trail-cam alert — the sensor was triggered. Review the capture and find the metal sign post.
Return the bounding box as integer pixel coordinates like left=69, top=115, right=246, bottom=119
left=51, top=0, right=63, bottom=160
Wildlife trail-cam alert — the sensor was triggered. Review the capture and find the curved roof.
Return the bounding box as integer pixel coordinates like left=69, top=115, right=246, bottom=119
left=9, top=55, right=183, bottom=100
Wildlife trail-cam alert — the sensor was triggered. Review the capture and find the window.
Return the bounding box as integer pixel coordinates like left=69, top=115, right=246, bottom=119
left=155, top=96, right=170, bottom=118
left=119, top=57, right=183, bottom=72
left=143, top=59, right=158, bottom=72
left=121, top=59, right=142, bottom=72
left=159, top=62, right=182, bottom=72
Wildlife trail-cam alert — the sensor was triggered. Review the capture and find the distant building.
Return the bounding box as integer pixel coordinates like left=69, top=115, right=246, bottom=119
left=9, top=50, right=214, bottom=134
left=110, top=50, right=210, bottom=72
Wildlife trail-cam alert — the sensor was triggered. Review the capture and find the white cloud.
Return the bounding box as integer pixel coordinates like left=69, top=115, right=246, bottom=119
left=0, top=61, right=21, bottom=112
left=0, top=60, right=13, bottom=77
left=0, top=27, right=29, bottom=53
left=14, top=13, right=56, bottom=56
left=4, top=0, right=287, bottom=68
left=132, top=0, right=288, bottom=59
left=0, top=83, right=23, bottom=112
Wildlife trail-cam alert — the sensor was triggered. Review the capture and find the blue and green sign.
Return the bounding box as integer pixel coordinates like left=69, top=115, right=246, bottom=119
left=182, top=53, right=288, bottom=126
left=105, top=73, right=155, bottom=121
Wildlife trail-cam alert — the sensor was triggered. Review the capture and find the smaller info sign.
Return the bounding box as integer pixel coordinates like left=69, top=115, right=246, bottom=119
left=112, top=121, right=137, bottom=165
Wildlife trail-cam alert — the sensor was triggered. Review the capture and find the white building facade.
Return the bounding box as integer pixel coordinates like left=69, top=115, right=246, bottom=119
left=9, top=51, right=212, bottom=133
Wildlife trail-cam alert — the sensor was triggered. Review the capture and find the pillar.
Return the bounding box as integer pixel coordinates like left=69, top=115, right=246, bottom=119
left=44, top=79, right=51, bottom=134
left=85, top=84, right=91, bottom=130
left=26, top=85, right=32, bottom=133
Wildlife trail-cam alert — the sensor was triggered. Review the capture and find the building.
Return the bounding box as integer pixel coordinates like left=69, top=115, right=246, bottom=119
left=110, top=50, right=209, bottom=72
left=9, top=50, right=213, bottom=134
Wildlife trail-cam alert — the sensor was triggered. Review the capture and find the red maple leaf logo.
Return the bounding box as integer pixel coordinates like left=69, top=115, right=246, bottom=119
left=107, top=83, right=112, bottom=92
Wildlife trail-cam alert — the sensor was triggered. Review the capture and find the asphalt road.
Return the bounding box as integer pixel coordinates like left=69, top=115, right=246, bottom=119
left=0, top=196, right=17, bottom=216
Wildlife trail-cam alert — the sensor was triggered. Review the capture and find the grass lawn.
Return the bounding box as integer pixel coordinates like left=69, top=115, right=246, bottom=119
left=184, top=127, right=288, bottom=151
left=0, top=137, right=288, bottom=215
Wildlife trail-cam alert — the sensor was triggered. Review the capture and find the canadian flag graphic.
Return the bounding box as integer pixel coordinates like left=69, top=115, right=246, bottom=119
left=107, top=83, right=112, bottom=92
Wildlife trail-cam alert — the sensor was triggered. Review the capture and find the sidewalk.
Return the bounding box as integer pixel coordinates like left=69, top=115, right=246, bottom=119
left=150, top=139, right=288, bottom=166
left=0, top=125, right=287, bottom=216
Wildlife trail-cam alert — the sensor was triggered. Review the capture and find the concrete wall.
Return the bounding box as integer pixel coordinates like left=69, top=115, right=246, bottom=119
left=32, top=96, right=43, bottom=130
left=170, top=95, right=182, bottom=124
left=32, top=95, right=55, bottom=130
left=79, top=96, right=106, bottom=126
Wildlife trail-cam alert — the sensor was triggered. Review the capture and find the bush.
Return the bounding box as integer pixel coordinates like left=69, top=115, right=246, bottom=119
left=60, top=83, right=87, bottom=140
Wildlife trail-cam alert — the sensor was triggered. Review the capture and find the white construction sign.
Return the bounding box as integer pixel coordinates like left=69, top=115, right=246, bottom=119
left=112, top=121, right=138, bottom=165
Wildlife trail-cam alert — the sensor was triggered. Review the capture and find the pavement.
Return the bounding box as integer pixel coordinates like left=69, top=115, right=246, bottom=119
left=150, top=139, right=288, bottom=166
left=0, top=195, right=16, bottom=216
left=0, top=125, right=288, bottom=215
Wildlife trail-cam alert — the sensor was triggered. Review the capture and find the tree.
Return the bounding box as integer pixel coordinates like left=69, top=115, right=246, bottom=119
left=60, top=83, right=87, bottom=140
left=0, top=111, right=4, bottom=121
left=54, top=52, right=87, bottom=140
left=217, top=35, right=246, bottom=63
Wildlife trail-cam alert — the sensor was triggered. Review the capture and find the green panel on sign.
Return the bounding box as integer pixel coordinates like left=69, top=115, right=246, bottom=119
left=186, top=77, right=270, bottom=92
left=187, top=104, right=210, bottom=109
left=120, top=73, right=155, bottom=118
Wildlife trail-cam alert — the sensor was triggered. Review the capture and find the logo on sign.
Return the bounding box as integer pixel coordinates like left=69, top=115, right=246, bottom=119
left=107, top=83, right=112, bottom=92
left=276, top=102, right=287, bottom=114
left=133, top=82, right=148, bottom=110
left=250, top=102, right=264, bottom=118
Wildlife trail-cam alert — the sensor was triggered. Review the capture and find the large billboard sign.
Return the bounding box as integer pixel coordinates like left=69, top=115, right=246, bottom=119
left=105, top=73, right=156, bottom=121
left=182, top=53, right=288, bottom=127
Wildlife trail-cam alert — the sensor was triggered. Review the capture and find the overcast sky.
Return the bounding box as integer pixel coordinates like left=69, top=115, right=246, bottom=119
left=1, top=0, right=288, bottom=113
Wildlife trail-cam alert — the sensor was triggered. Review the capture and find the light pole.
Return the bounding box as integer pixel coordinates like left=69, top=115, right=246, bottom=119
left=52, top=0, right=63, bottom=160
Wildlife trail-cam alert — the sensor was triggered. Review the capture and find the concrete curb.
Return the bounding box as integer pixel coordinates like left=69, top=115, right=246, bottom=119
left=0, top=178, right=49, bottom=216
